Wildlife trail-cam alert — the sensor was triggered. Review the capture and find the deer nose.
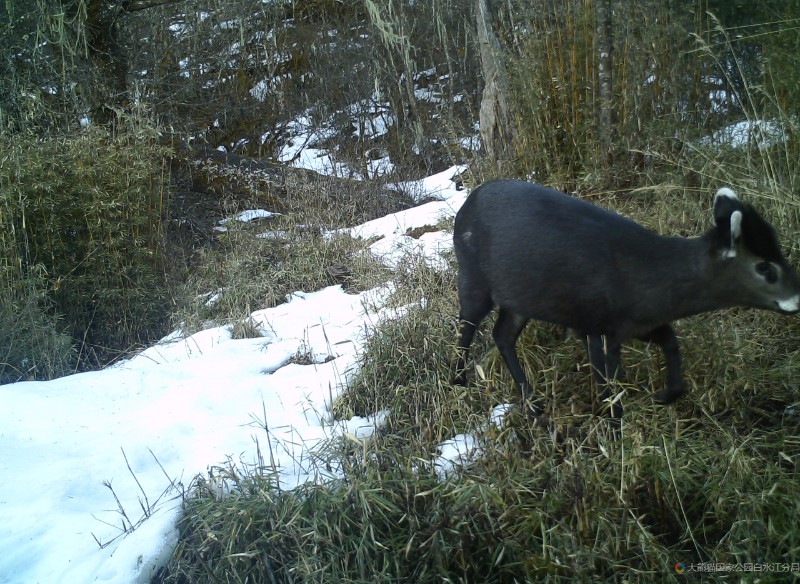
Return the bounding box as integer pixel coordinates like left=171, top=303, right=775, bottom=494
left=776, top=295, right=800, bottom=314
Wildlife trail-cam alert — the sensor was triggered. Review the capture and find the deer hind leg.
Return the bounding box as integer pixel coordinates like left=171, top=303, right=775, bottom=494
left=453, top=290, right=493, bottom=387
left=585, top=334, right=623, bottom=420
left=492, top=308, right=542, bottom=416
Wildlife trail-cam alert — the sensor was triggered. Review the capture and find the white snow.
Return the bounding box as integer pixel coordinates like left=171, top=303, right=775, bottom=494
left=434, top=404, right=513, bottom=480
left=277, top=115, right=353, bottom=177
left=328, top=165, right=468, bottom=269
left=250, top=79, right=271, bottom=102
left=367, top=155, right=394, bottom=178
left=218, top=209, right=281, bottom=228
left=0, top=163, right=491, bottom=584
left=700, top=118, right=789, bottom=150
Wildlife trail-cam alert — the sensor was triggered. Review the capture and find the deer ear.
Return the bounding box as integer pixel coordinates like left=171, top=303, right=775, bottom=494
left=713, top=187, right=742, bottom=258
left=713, top=187, right=739, bottom=226
left=724, top=210, right=743, bottom=258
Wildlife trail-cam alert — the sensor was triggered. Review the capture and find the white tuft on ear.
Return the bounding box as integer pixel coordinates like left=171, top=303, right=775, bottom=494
left=715, top=187, right=738, bottom=203
left=724, top=209, right=743, bottom=258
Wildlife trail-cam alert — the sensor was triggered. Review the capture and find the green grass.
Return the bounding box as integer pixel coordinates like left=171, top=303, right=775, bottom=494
left=0, top=274, right=77, bottom=383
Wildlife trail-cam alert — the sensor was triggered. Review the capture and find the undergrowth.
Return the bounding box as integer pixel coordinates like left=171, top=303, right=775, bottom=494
left=0, top=271, right=77, bottom=383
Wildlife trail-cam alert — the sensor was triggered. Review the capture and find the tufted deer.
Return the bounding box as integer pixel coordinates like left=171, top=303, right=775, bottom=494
left=453, top=180, right=800, bottom=421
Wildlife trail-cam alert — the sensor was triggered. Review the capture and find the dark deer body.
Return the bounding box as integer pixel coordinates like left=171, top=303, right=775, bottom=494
left=453, top=180, right=800, bottom=419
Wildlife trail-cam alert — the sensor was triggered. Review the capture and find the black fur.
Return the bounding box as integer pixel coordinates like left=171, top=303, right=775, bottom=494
left=740, top=205, right=785, bottom=263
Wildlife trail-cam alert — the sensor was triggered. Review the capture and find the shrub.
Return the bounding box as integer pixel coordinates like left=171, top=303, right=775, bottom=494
left=0, top=116, right=173, bottom=371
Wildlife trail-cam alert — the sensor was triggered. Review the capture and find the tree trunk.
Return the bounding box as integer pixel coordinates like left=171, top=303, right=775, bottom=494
left=82, top=0, right=181, bottom=126
left=476, top=0, right=512, bottom=171
left=596, top=0, right=614, bottom=166
left=84, top=0, right=129, bottom=126
left=364, top=0, right=428, bottom=165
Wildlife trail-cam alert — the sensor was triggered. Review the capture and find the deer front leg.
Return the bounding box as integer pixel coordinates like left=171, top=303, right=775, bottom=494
left=638, top=324, right=687, bottom=404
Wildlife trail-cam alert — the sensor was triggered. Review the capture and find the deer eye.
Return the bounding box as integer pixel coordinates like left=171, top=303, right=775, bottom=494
left=756, top=262, right=778, bottom=284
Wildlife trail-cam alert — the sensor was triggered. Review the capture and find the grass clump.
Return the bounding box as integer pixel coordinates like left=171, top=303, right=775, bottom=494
left=166, top=420, right=800, bottom=583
